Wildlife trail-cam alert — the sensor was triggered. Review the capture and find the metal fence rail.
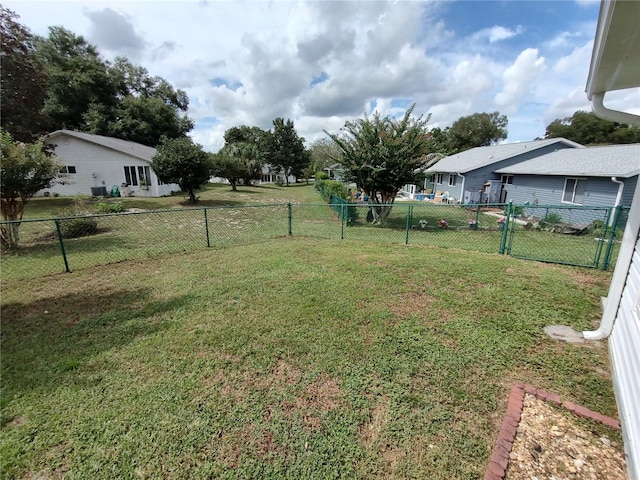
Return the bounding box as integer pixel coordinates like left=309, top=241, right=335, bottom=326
left=1, top=202, right=628, bottom=282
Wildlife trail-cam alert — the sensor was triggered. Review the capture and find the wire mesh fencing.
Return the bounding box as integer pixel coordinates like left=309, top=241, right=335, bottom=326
left=0, top=201, right=628, bottom=282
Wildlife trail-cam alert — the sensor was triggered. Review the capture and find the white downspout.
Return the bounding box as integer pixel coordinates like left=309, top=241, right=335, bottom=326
left=610, top=176, right=624, bottom=226
left=458, top=173, right=466, bottom=204
left=583, top=177, right=640, bottom=340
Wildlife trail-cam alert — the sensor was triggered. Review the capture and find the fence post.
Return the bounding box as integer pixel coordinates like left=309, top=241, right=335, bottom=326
left=204, top=208, right=211, bottom=247
left=287, top=202, right=292, bottom=236
left=54, top=219, right=71, bottom=273
left=499, top=201, right=511, bottom=254
left=405, top=205, right=412, bottom=245
left=603, top=205, right=622, bottom=270
left=340, top=202, right=345, bottom=240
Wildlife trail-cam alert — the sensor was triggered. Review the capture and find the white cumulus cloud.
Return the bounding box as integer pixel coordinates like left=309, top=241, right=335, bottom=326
left=495, top=48, right=546, bottom=115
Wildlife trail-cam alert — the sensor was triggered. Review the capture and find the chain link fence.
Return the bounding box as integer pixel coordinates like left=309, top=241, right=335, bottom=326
left=1, top=201, right=629, bottom=282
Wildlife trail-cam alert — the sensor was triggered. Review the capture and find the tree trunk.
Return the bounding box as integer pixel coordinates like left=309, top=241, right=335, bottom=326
left=188, top=187, right=198, bottom=203
left=230, top=180, right=237, bottom=191
left=368, top=190, right=397, bottom=225
left=0, top=222, right=20, bottom=250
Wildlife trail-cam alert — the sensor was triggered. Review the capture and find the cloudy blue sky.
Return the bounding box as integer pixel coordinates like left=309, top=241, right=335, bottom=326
left=5, top=0, right=639, bottom=151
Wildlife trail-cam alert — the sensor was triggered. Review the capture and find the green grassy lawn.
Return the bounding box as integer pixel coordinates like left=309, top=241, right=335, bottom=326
left=23, top=183, right=321, bottom=219
left=1, top=238, right=617, bottom=479
left=2, top=184, right=619, bottom=282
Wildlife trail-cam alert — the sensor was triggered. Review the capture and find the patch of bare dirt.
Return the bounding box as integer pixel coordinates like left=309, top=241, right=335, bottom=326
left=385, top=290, right=435, bottom=319
left=359, top=396, right=391, bottom=448
left=506, top=395, right=626, bottom=480
left=296, top=373, right=342, bottom=412
left=272, top=359, right=302, bottom=386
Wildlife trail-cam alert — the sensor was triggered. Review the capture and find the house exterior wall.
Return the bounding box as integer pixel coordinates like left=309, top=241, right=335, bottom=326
left=41, top=135, right=179, bottom=198
left=431, top=143, right=577, bottom=204
left=610, top=233, right=640, bottom=480
left=505, top=175, right=636, bottom=207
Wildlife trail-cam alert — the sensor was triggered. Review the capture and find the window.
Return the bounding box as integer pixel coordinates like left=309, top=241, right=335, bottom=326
left=436, top=173, right=444, bottom=185
left=448, top=174, right=457, bottom=187
left=60, top=165, right=76, bottom=174
left=124, top=165, right=151, bottom=186
left=501, top=175, right=513, bottom=184
left=562, top=178, right=587, bottom=204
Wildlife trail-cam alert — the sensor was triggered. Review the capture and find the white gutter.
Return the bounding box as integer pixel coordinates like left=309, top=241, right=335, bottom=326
left=610, top=176, right=624, bottom=226
left=584, top=178, right=640, bottom=340
left=592, top=92, right=640, bottom=126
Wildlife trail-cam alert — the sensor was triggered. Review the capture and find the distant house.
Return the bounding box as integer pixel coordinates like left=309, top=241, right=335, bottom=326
left=323, top=163, right=346, bottom=182
left=494, top=144, right=639, bottom=208
left=258, top=165, right=296, bottom=185
left=210, top=165, right=296, bottom=185
left=42, top=130, right=180, bottom=198
left=422, top=138, right=583, bottom=204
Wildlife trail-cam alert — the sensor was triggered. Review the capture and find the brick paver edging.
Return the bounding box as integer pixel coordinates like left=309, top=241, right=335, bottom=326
left=484, top=381, right=621, bottom=480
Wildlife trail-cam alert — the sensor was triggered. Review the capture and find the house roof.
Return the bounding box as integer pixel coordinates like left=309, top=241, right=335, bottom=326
left=495, top=144, right=640, bottom=178
left=424, top=138, right=584, bottom=174
left=47, top=130, right=157, bottom=162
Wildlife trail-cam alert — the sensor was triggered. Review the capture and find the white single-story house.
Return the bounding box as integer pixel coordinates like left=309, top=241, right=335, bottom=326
left=210, top=165, right=296, bottom=186
left=582, top=1, right=640, bottom=479
left=420, top=138, right=583, bottom=204
left=42, top=130, right=181, bottom=198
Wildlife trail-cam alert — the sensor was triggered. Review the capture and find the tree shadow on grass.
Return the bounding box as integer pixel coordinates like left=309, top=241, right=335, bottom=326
left=0, top=287, right=197, bottom=411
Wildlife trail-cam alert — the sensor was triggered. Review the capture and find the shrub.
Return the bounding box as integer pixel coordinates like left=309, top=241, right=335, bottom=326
left=95, top=200, right=124, bottom=214
left=544, top=212, right=562, bottom=224
left=59, top=216, right=98, bottom=238
left=315, top=179, right=349, bottom=202
left=55, top=198, right=100, bottom=239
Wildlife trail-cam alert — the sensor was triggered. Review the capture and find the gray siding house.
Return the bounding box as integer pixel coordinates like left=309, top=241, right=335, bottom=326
left=423, top=138, right=583, bottom=204
left=494, top=144, right=639, bottom=207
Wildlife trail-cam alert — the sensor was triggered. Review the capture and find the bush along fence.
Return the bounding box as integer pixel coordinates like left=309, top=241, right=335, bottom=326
left=0, top=201, right=629, bottom=281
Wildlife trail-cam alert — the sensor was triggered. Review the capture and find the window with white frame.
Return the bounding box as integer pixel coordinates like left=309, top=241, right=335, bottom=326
left=436, top=173, right=444, bottom=185
left=60, top=165, right=77, bottom=174
left=124, top=165, right=151, bottom=186
left=501, top=175, right=513, bottom=184
left=562, top=178, right=587, bottom=204
left=448, top=174, right=457, bottom=187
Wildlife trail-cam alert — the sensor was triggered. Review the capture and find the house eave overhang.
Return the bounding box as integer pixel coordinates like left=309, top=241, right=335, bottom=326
left=585, top=0, right=640, bottom=125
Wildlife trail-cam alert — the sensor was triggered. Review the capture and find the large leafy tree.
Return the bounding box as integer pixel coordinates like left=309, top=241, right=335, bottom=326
left=545, top=110, right=640, bottom=145
left=263, top=118, right=309, bottom=186
left=325, top=104, right=434, bottom=224
left=0, top=7, right=49, bottom=142
left=1, top=130, right=62, bottom=249
left=446, top=112, right=508, bottom=153
left=32, top=27, right=193, bottom=146
left=211, top=143, right=261, bottom=191
left=84, top=58, right=193, bottom=146
left=222, top=125, right=267, bottom=184
left=150, top=137, right=212, bottom=203
left=223, top=125, right=266, bottom=147
left=308, top=138, right=341, bottom=174
left=35, top=26, right=118, bottom=131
